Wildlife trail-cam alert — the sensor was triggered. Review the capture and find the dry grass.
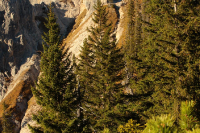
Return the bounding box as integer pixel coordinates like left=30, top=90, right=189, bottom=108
left=106, top=6, right=118, bottom=32
left=27, top=96, right=37, bottom=110
left=62, top=5, right=119, bottom=53
left=62, top=9, right=87, bottom=49
left=63, top=9, right=89, bottom=52
left=0, top=81, right=25, bottom=117
left=117, top=4, right=128, bottom=48
left=117, top=30, right=126, bottom=48
left=0, top=72, right=33, bottom=121
left=73, top=9, right=87, bottom=30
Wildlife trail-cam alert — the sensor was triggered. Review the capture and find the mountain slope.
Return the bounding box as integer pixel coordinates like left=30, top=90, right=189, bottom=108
left=0, top=0, right=127, bottom=132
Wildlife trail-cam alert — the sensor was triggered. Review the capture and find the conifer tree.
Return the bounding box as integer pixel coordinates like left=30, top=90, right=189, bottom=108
left=132, top=0, right=200, bottom=123
left=124, top=0, right=143, bottom=89
left=124, top=0, right=135, bottom=84
left=123, top=0, right=149, bottom=124
left=29, top=4, right=78, bottom=133
left=76, top=0, right=129, bottom=132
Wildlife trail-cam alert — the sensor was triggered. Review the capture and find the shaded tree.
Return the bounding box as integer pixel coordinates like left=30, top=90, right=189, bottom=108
left=76, top=0, right=129, bottom=132
left=131, top=0, right=200, bottom=124
left=29, top=4, right=78, bottom=133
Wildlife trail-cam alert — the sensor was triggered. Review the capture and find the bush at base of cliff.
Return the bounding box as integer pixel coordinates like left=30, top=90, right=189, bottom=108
left=142, top=114, right=177, bottom=133
left=117, top=119, right=143, bottom=133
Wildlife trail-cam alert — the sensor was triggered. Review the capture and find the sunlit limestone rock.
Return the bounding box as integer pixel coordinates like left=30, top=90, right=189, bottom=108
left=0, top=0, right=79, bottom=101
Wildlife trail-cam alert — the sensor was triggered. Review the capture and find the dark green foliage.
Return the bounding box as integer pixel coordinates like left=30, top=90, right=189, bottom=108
left=123, top=0, right=149, bottom=125
left=141, top=101, right=199, bottom=133
left=143, top=114, right=177, bottom=133
left=76, top=0, right=128, bottom=132
left=1, top=102, right=14, bottom=133
left=118, top=119, right=143, bottom=133
left=123, top=0, right=143, bottom=90
left=27, top=0, right=200, bottom=132
left=30, top=4, right=78, bottom=133
left=124, top=0, right=143, bottom=77
left=130, top=0, right=200, bottom=124
left=124, top=0, right=135, bottom=79
left=179, top=101, right=199, bottom=131
left=42, top=5, right=60, bottom=47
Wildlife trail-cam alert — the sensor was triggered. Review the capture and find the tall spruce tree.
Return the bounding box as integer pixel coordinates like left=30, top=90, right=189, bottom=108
left=124, top=0, right=143, bottom=82
left=131, top=0, right=200, bottom=123
left=123, top=0, right=148, bottom=125
left=76, top=0, right=131, bottom=132
left=29, top=4, right=78, bottom=133
left=124, top=0, right=135, bottom=87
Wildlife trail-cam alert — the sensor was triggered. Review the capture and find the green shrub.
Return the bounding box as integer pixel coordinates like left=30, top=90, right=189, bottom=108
left=187, top=128, right=200, bottom=133
left=142, top=114, right=177, bottom=133
left=180, top=101, right=199, bottom=131
left=118, top=119, right=143, bottom=133
left=102, top=128, right=110, bottom=133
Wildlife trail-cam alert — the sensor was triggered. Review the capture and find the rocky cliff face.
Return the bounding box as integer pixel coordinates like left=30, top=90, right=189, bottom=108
left=0, top=0, right=126, bottom=132
left=64, top=0, right=126, bottom=57
left=0, top=0, right=80, bottom=101
left=0, top=0, right=79, bottom=132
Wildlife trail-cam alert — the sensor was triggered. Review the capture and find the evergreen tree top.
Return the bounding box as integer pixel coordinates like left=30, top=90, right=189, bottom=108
left=42, top=4, right=60, bottom=47
left=91, top=0, right=110, bottom=31
left=30, top=4, right=78, bottom=132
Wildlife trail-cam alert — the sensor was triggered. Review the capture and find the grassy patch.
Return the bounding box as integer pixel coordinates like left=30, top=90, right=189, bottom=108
left=106, top=5, right=118, bottom=32
left=62, top=9, right=87, bottom=47
left=63, top=5, right=119, bottom=52
left=27, top=96, right=37, bottom=110
left=0, top=72, right=33, bottom=121
left=64, top=9, right=87, bottom=44
left=117, top=30, right=126, bottom=48
left=116, top=5, right=128, bottom=48
left=0, top=80, right=25, bottom=117
left=73, top=9, right=87, bottom=30
left=63, top=9, right=90, bottom=52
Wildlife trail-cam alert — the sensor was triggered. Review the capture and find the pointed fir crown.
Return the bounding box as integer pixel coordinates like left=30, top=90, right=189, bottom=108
left=42, top=4, right=60, bottom=47
left=92, top=0, right=110, bottom=29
